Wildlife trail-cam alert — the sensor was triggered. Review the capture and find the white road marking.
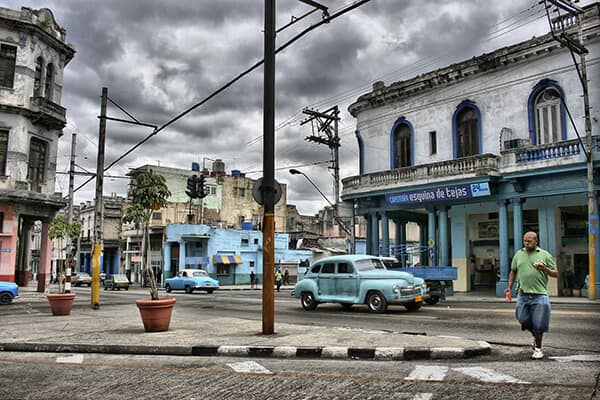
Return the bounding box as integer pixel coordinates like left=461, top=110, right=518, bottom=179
left=549, top=354, right=600, bottom=363
left=227, top=361, right=273, bottom=375
left=405, top=365, right=448, bottom=381
left=413, top=394, right=434, bottom=400
left=56, top=354, right=84, bottom=364
left=453, top=367, right=529, bottom=384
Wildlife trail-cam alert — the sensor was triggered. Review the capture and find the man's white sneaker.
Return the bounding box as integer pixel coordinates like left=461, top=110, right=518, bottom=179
left=532, top=347, right=544, bottom=360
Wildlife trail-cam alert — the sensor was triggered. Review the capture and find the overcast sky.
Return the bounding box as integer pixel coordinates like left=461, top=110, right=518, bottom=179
left=4, top=0, right=592, bottom=215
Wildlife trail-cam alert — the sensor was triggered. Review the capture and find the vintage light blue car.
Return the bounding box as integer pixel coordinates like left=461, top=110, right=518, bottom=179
left=291, top=255, right=425, bottom=313
left=0, top=281, right=19, bottom=305
left=164, top=269, right=220, bottom=294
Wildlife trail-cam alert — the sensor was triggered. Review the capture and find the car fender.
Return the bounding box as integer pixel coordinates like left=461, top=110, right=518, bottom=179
left=294, top=279, right=320, bottom=301
left=357, top=279, right=397, bottom=303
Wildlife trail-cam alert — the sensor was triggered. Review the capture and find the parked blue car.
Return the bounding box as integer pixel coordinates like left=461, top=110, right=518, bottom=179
left=164, top=269, right=220, bottom=294
left=0, top=281, right=19, bottom=305
left=292, top=255, right=425, bottom=313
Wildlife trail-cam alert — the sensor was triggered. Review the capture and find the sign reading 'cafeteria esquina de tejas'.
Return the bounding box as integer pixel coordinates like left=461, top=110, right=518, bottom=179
left=386, top=182, right=491, bottom=205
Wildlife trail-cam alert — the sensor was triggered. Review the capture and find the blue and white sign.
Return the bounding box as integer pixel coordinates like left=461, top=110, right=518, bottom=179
left=386, top=182, right=491, bottom=205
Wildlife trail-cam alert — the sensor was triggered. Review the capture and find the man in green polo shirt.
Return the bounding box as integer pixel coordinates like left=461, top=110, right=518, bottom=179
left=506, top=231, right=558, bottom=360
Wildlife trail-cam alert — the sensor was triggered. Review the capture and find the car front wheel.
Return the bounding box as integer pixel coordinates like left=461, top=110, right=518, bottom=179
left=405, top=300, right=423, bottom=312
left=367, top=291, right=388, bottom=313
left=300, top=292, right=317, bottom=311
left=185, top=286, right=193, bottom=294
left=206, top=289, right=214, bottom=294
left=165, top=284, right=172, bottom=293
left=424, top=296, right=440, bottom=305
left=0, top=293, right=13, bottom=305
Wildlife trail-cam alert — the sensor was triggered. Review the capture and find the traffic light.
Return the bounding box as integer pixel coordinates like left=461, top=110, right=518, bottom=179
left=186, top=175, right=198, bottom=198
left=198, top=174, right=207, bottom=199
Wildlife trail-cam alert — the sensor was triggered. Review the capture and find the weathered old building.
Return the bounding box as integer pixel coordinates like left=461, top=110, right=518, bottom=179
left=0, top=7, right=74, bottom=289
left=343, top=4, right=599, bottom=296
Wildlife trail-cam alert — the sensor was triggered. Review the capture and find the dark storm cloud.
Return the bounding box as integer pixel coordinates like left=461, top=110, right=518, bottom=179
left=2, top=0, right=570, bottom=213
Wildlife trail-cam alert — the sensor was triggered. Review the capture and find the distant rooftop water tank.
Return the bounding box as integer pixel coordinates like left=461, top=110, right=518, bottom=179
left=231, top=169, right=241, bottom=177
left=242, top=221, right=253, bottom=230
left=212, top=159, right=225, bottom=175
left=191, top=162, right=200, bottom=171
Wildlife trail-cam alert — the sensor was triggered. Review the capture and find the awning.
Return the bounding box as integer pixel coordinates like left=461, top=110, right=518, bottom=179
left=213, top=255, right=243, bottom=264
left=185, top=256, right=209, bottom=264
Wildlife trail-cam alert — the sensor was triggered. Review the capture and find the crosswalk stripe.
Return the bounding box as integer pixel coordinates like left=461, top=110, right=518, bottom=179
left=56, top=354, right=84, bottom=364
left=227, top=361, right=273, bottom=375
left=549, top=354, right=600, bottom=362
left=405, top=365, right=448, bottom=381
left=453, top=367, right=529, bottom=384
left=413, top=394, right=434, bottom=400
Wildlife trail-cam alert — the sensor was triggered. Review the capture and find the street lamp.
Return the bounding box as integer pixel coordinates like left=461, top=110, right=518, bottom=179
left=289, top=168, right=351, bottom=236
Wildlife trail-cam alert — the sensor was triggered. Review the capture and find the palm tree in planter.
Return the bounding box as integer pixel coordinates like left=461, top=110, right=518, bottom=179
left=47, top=215, right=81, bottom=315
left=123, top=171, right=174, bottom=332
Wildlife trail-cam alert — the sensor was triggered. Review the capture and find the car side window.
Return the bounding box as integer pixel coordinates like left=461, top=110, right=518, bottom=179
left=311, top=264, right=321, bottom=274
left=321, top=263, right=335, bottom=274
left=337, top=263, right=353, bottom=274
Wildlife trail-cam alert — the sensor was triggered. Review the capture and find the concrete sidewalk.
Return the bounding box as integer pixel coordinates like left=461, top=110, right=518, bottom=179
left=0, top=284, right=493, bottom=361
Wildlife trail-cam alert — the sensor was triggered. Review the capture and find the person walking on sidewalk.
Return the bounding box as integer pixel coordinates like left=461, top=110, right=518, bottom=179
left=505, top=231, right=558, bottom=360
left=283, top=268, right=290, bottom=285
left=275, top=269, right=283, bottom=292
left=250, top=270, right=256, bottom=289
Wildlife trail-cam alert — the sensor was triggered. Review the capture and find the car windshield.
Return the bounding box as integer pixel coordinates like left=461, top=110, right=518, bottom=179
left=354, top=258, right=386, bottom=272
left=192, top=271, right=208, bottom=277
left=113, top=275, right=127, bottom=280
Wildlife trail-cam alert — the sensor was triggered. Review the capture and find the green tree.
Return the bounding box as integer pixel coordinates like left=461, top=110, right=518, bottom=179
left=123, top=171, right=171, bottom=300
left=48, top=215, right=82, bottom=293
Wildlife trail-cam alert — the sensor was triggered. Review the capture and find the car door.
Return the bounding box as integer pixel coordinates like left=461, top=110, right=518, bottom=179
left=317, top=262, right=336, bottom=301
left=173, top=271, right=185, bottom=290
left=335, top=262, right=358, bottom=302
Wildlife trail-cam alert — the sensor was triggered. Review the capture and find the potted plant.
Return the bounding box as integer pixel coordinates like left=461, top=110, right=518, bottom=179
left=47, top=215, right=81, bottom=315
left=123, top=171, right=174, bottom=332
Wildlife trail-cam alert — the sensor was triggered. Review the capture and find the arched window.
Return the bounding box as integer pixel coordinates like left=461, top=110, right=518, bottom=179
left=390, top=117, right=413, bottom=168
left=527, top=79, right=566, bottom=145
left=34, top=57, right=43, bottom=97
left=44, top=63, right=54, bottom=100
left=355, top=130, right=364, bottom=175
left=453, top=100, right=481, bottom=158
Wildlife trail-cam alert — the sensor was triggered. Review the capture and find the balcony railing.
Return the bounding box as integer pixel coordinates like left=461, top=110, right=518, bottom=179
left=342, top=154, right=500, bottom=196
left=28, top=96, right=67, bottom=129
left=514, top=138, right=582, bottom=163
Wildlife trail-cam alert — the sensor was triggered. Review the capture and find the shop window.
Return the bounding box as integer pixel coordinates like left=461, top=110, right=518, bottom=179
left=217, top=264, right=230, bottom=276
left=0, top=44, right=17, bottom=88
left=0, top=130, right=8, bottom=176
left=27, top=137, right=47, bottom=193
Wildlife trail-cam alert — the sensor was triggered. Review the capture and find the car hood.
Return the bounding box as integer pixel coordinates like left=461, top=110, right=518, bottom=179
left=359, top=270, right=415, bottom=284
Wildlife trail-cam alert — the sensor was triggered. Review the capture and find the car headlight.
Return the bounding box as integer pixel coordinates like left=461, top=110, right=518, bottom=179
left=392, top=284, right=401, bottom=293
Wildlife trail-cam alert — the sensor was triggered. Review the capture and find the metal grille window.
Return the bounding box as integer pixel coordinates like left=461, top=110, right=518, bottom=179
left=0, top=44, right=17, bottom=88
left=152, top=212, right=162, bottom=221
left=457, top=108, right=479, bottom=157
left=535, top=88, right=561, bottom=145
left=0, top=130, right=8, bottom=176
left=27, top=137, right=47, bottom=192
left=394, top=124, right=411, bottom=168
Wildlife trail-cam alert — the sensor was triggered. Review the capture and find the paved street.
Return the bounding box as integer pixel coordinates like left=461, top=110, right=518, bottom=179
left=0, top=285, right=598, bottom=399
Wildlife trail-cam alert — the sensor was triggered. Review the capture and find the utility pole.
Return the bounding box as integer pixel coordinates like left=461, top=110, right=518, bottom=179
left=92, top=87, right=108, bottom=309
left=64, top=133, right=77, bottom=294
left=544, top=1, right=596, bottom=300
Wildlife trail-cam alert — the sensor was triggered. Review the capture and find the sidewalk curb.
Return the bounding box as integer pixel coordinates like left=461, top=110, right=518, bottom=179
left=0, top=341, right=491, bottom=361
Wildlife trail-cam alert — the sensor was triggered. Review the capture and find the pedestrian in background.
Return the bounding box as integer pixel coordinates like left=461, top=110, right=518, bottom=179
left=250, top=270, right=256, bottom=289
left=275, top=269, right=283, bottom=292
left=506, top=231, right=558, bottom=360
left=283, top=268, right=290, bottom=285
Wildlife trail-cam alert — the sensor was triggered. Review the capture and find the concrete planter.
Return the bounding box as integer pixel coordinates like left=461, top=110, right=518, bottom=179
left=47, top=293, right=76, bottom=316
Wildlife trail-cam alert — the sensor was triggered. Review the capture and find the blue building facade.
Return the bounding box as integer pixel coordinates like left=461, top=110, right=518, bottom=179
left=163, top=224, right=312, bottom=285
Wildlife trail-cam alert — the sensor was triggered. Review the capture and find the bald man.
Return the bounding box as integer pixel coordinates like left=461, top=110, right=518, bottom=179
left=506, top=231, right=558, bottom=360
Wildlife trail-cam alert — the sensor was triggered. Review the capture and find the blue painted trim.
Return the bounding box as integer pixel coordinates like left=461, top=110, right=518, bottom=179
left=389, top=116, right=414, bottom=168
left=452, top=99, right=482, bottom=158
left=527, top=79, right=567, bottom=145
left=355, top=129, right=364, bottom=175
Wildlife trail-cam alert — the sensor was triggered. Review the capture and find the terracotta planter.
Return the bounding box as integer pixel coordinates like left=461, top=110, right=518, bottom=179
left=47, top=293, right=76, bottom=316
left=136, top=298, right=176, bottom=332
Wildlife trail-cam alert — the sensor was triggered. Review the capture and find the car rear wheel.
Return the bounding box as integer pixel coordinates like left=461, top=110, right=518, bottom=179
left=405, top=300, right=423, bottom=312
left=185, top=286, right=193, bottom=294
left=206, top=289, right=214, bottom=294
left=300, top=292, right=317, bottom=311
left=0, top=293, right=13, bottom=305
left=125, top=287, right=129, bottom=291
left=367, top=291, right=388, bottom=313
left=165, top=284, right=172, bottom=293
